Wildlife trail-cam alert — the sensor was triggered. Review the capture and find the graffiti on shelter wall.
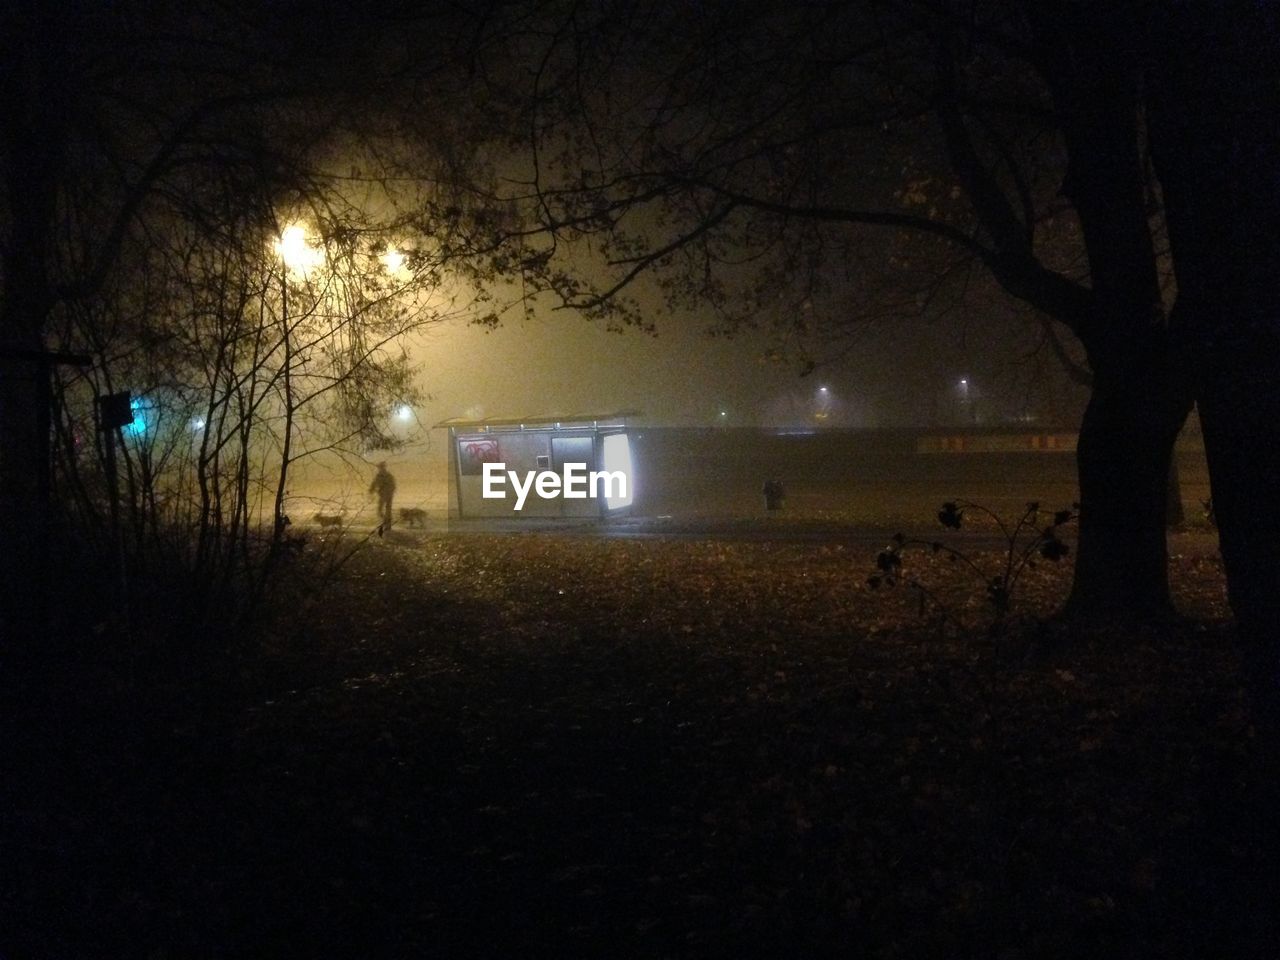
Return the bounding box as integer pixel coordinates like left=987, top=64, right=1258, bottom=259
left=458, top=437, right=501, bottom=475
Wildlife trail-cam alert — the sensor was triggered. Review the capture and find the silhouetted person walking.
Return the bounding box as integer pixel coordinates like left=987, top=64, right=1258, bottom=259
left=763, top=478, right=785, bottom=511
left=370, top=462, right=396, bottom=533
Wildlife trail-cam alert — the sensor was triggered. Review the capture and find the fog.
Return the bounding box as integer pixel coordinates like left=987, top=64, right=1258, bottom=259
left=281, top=302, right=1205, bottom=531
left=405, top=291, right=1090, bottom=430
left=408, top=311, right=805, bottom=429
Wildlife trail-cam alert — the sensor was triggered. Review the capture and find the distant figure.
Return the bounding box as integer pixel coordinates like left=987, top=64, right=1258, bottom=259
left=763, top=478, right=786, bottom=511
left=370, top=462, right=397, bottom=532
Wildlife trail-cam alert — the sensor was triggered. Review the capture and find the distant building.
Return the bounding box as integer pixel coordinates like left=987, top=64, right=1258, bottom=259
left=915, top=429, right=1077, bottom=454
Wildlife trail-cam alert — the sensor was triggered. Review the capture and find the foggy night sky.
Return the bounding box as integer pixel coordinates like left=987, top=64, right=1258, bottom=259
left=402, top=292, right=1085, bottom=432
left=409, top=310, right=827, bottom=427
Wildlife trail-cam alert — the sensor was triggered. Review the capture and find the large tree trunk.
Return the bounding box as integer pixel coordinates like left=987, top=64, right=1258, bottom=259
left=1026, top=3, right=1194, bottom=618
left=1166, top=457, right=1185, bottom=530
left=1068, top=356, right=1191, bottom=619
left=1148, top=2, right=1280, bottom=738
left=1, top=10, right=65, bottom=644
left=0, top=349, right=50, bottom=644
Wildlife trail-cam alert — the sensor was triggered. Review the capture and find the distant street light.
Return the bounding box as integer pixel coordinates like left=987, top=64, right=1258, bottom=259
left=397, top=404, right=413, bottom=422
left=957, top=377, right=974, bottom=424
left=814, top=384, right=833, bottom=423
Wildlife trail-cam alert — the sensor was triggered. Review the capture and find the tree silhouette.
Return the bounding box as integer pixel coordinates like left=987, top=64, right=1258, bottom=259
left=1147, top=0, right=1280, bottom=739
left=0, top=1, right=508, bottom=636
left=474, top=0, right=1190, bottom=619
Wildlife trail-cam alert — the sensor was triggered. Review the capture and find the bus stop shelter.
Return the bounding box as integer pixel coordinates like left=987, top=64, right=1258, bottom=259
left=437, top=411, right=638, bottom=519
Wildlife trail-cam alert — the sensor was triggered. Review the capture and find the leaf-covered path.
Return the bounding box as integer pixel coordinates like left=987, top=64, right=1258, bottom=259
left=5, top=534, right=1274, bottom=958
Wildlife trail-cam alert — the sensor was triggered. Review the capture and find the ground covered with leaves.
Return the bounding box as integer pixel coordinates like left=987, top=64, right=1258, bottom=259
left=4, top=530, right=1276, bottom=958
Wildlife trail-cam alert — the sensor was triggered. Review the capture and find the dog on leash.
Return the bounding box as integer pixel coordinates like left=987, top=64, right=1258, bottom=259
left=312, top=512, right=344, bottom=528
left=398, top=507, right=428, bottom=527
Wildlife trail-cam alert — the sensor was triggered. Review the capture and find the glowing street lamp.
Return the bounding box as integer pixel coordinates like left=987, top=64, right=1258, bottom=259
left=382, top=247, right=406, bottom=274
left=275, top=223, right=321, bottom=275
left=123, top=397, right=148, bottom=436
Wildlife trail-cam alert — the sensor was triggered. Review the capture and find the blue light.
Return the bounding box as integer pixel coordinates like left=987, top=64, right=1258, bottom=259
left=124, top=398, right=147, bottom=436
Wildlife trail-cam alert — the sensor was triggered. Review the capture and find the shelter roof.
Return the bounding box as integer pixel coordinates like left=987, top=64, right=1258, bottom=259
left=435, top=410, right=640, bottom=430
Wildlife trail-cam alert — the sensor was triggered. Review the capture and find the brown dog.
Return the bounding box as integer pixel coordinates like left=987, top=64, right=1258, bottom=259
left=398, top=507, right=427, bottom=527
